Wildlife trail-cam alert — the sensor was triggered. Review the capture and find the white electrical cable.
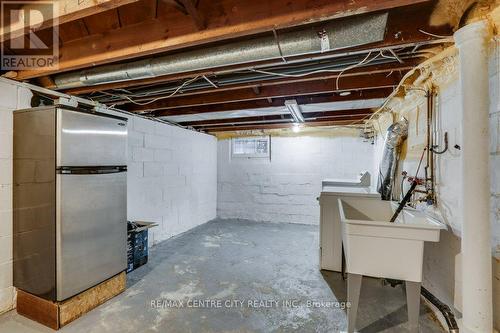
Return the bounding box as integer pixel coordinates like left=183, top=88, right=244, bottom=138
left=418, top=29, right=453, bottom=40
left=249, top=51, right=379, bottom=79
left=335, top=51, right=379, bottom=90
left=115, top=75, right=201, bottom=106
left=99, top=43, right=448, bottom=105
left=100, top=51, right=386, bottom=105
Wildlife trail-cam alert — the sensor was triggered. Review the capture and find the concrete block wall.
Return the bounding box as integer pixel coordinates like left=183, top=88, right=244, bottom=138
left=127, top=117, right=217, bottom=245
left=217, top=135, right=374, bottom=224
left=0, top=83, right=32, bottom=314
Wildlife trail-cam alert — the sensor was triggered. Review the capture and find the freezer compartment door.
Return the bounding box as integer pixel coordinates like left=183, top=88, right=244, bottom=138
left=57, top=108, right=127, bottom=167
left=56, top=172, right=127, bottom=301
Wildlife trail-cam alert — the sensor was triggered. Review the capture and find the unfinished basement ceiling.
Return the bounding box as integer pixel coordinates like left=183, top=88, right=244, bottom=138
left=1, top=0, right=454, bottom=133
left=52, top=12, right=389, bottom=90
left=162, top=98, right=386, bottom=123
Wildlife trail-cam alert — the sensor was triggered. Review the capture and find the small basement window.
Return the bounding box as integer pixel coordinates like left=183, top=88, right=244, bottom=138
left=231, top=136, right=270, bottom=158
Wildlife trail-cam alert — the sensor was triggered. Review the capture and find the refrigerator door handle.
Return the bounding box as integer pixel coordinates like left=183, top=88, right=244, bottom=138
left=57, top=166, right=127, bottom=175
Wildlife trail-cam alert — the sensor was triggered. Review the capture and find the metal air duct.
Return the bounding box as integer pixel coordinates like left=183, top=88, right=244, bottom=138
left=53, top=13, right=388, bottom=90
left=377, top=118, right=409, bottom=200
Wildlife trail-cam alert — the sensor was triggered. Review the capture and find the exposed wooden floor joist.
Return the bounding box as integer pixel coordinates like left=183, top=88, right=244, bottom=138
left=123, top=72, right=405, bottom=113
left=0, top=0, right=455, bottom=133
left=152, top=88, right=391, bottom=117
left=14, top=0, right=434, bottom=79
left=0, top=0, right=140, bottom=43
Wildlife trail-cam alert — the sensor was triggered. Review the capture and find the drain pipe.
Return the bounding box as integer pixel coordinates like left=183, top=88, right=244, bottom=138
left=454, top=20, right=493, bottom=333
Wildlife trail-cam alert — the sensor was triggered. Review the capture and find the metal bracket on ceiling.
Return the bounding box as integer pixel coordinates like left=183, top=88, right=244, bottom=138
left=317, top=29, right=330, bottom=53
left=93, top=104, right=110, bottom=114
left=56, top=96, right=79, bottom=108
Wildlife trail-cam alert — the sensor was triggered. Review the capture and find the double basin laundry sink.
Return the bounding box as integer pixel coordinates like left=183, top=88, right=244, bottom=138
left=337, top=196, right=445, bottom=333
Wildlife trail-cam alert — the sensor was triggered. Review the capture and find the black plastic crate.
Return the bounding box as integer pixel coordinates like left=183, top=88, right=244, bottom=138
left=127, top=221, right=157, bottom=273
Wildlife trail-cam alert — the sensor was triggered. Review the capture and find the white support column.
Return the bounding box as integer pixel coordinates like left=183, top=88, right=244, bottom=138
left=454, top=20, right=493, bottom=333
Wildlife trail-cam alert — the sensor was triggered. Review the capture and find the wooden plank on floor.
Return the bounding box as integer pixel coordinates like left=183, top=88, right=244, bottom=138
left=16, top=289, right=59, bottom=330
left=16, top=271, right=126, bottom=330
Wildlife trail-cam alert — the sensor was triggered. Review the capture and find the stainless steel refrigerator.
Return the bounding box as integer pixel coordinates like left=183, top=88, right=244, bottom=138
left=13, top=106, right=128, bottom=301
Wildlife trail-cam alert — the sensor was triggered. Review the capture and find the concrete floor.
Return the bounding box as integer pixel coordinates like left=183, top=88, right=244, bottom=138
left=0, top=219, right=444, bottom=332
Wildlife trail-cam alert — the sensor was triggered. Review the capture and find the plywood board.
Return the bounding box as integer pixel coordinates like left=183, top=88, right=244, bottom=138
left=59, top=272, right=126, bottom=327
left=16, top=272, right=126, bottom=330
left=17, top=289, right=59, bottom=330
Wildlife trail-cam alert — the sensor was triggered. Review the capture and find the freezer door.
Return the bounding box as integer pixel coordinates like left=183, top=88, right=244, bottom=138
left=57, top=108, right=127, bottom=167
left=56, top=171, right=127, bottom=301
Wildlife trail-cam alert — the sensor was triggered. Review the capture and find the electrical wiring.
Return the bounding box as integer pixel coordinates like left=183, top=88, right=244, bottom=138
left=248, top=50, right=379, bottom=81
left=95, top=43, right=443, bottom=108
left=246, top=50, right=386, bottom=92
left=380, top=51, right=398, bottom=60
left=349, top=47, right=457, bottom=127
left=202, top=75, right=218, bottom=88
left=99, top=51, right=389, bottom=105
left=108, top=75, right=201, bottom=106
left=335, top=51, right=378, bottom=90
left=97, top=46, right=440, bottom=106
left=418, top=29, right=453, bottom=40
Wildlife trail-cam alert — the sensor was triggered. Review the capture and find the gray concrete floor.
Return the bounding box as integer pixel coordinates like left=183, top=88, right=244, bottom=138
left=0, top=219, right=445, bottom=332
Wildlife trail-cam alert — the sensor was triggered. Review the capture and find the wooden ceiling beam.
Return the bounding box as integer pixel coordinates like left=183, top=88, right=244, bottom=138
left=153, top=88, right=391, bottom=117
left=123, top=71, right=404, bottom=112
left=14, top=0, right=433, bottom=79
left=177, top=0, right=206, bottom=30
left=182, top=109, right=373, bottom=127
left=161, top=0, right=188, bottom=15
left=203, top=118, right=366, bottom=132
left=0, top=0, right=139, bottom=43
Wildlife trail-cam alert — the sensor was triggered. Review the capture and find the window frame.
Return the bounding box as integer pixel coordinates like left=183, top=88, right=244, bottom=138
left=230, top=136, right=271, bottom=159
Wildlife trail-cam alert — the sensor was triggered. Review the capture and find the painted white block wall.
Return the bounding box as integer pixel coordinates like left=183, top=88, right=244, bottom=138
left=0, top=83, right=32, bottom=314
left=126, top=117, right=217, bottom=245
left=217, top=135, right=374, bottom=224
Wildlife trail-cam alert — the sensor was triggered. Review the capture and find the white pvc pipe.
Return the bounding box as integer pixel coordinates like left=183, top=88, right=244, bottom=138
left=454, top=20, right=493, bottom=333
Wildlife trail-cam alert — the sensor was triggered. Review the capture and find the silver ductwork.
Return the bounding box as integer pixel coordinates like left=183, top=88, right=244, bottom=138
left=53, top=13, right=388, bottom=90
left=377, top=118, right=409, bottom=200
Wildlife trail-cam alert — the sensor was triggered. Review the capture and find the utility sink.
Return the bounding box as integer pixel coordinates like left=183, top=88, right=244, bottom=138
left=338, top=196, right=444, bottom=282
left=338, top=196, right=446, bottom=333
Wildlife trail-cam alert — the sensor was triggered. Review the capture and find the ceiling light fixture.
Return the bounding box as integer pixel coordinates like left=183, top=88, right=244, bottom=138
left=284, top=99, right=305, bottom=123
left=339, top=91, right=351, bottom=96
left=292, top=123, right=301, bottom=133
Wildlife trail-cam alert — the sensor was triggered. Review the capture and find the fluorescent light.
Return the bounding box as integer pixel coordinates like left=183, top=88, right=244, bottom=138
left=284, top=100, right=305, bottom=123
left=339, top=91, right=351, bottom=96
left=292, top=123, right=301, bottom=133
